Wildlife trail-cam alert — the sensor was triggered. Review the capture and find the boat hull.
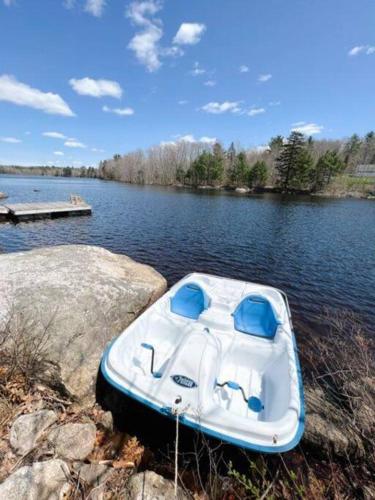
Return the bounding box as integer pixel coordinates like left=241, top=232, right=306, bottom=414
left=101, top=273, right=305, bottom=453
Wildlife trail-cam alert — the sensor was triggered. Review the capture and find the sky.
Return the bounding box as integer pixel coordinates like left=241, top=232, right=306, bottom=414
left=0, top=0, right=374, bottom=167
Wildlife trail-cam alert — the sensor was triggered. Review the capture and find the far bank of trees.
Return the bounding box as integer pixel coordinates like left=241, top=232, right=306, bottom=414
left=98, top=131, right=375, bottom=193
left=0, top=165, right=98, bottom=178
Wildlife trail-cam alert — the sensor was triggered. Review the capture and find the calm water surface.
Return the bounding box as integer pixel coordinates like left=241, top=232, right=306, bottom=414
left=0, top=175, right=374, bottom=335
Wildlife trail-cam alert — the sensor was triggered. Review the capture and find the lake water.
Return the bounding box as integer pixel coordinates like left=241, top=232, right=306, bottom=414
left=0, top=175, right=374, bottom=336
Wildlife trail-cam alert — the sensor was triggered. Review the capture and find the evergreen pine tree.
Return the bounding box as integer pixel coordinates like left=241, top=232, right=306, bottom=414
left=211, top=143, right=224, bottom=183
left=294, top=149, right=314, bottom=189
left=269, top=136, right=284, bottom=152
left=248, top=161, right=268, bottom=188
left=231, top=152, right=249, bottom=186
left=276, top=131, right=305, bottom=191
left=227, top=142, right=236, bottom=170
left=312, top=151, right=344, bottom=191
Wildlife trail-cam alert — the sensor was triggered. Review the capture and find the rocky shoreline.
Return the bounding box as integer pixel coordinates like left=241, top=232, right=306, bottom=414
left=0, top=246, right=373, bottom=498
left=173, top=183, right=375, bottom=200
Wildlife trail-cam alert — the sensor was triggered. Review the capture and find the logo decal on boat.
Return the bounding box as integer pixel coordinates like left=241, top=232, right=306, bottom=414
left=171, top=375, right=198, bottom=388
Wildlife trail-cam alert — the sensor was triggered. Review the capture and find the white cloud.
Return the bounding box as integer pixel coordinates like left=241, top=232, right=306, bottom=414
left=173, top=23, right=206, bottom=45
left=43, top=131, right=67, bottom=139
left=248, top=107, right=265, bottom=116
left=126, top=0, right=161, bottom=26
left=291, top=122, right=323, bottom=135
left=128, top=24, right=163, bottom=72
left=0, top=74, right=74, bottom=116
left=64, top=140, right=86, bottom=148
left=54, top=151, right=64, bottom=156
left=258, top=73, right=272, bottom=82
left=92, top=147, right=105, bottom=153
left=348, top=45, right=375, bottom=56
left=201, top=101, right=241, bottom=114
left=179, top=134, right=195, bottom=143
left=102, top=105, right=134, bottom=116
left=161, top=134, right=217, bottom=146
left=204, top=80, right=216, bottom=87
left=126, top=2, right=200, bottom=72
left=178, top=100, right=188, bottom=105
left=161, top=45, right=184, bottom=57
left=190, top=61, right=206, bottom=76
left=84, top=0, right=106, bottom=17
left=269, top=100, right=281, bottom=106
left=199, top=136, right=216, bottom=145
left=240, top=65, right=249, bottom=73
left=255, top=145, right=269, bottom=153
left=348, top=46, right=366, bottom=56
left=126, top=1, right=166, bottom=72
left=3, top=0, right=14, bottom=6
left=69, top=77, right=122, bottom=98
left=1, top=136, right=21, bottom=143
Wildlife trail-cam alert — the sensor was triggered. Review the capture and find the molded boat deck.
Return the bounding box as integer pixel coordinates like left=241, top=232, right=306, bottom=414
left=102, top=273, right=304, bottom=453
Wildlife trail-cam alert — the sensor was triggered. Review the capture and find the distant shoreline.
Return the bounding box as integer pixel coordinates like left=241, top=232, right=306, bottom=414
left=1, top=171, right=374, bottom=200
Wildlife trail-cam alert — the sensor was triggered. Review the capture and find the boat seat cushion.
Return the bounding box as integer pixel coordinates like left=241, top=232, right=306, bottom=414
left=170, top=283, right=210, bottom=320
left=233, top=295, right=280, bottom=339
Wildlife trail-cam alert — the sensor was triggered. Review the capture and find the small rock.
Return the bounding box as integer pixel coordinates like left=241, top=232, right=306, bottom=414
left=0, top=192, right=8, bottom=199
left=73, top=463, right=112, bottom=487
left=125, top=471, right=189, bottom=500
left=10, top=410, right=57, bottom=455
left=48, top=422, right=96, bottom=461
left=0, top=459, right=70, bottom=500
left=97, top=410, right=113, bottom=432
left=235, top=187, right=250, bottom=194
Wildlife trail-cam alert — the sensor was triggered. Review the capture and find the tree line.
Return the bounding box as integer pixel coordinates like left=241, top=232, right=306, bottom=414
left=98, top=131, right=375, bottom=193
left=0, top=165, right=98, bottom=178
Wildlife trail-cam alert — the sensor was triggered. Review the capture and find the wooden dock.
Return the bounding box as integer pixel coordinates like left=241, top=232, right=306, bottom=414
left=0, top=205, right=9, bottom=221
left=0, top=197, right=92, bottom=222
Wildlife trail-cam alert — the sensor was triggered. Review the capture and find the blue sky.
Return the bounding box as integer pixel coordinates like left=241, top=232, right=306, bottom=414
left=0, top=0, right=374, bottom=167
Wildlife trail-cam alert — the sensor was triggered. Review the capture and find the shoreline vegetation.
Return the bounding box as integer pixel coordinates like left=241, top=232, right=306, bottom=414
left=0, top=164, right=97, bottom=178
left=1, top=132, right=375, bottom=200
left=98, top=131, right=375, bottom=199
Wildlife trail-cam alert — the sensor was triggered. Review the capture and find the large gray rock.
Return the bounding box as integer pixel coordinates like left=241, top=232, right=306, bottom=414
left=303, top=385, right=365, bottom=459
left=0, top=245, right=167, bottom=400
left=125, top=471, right=189, bottom=500
left=0, top=459, right=70, bottom=500
left=10, top=410, right=57, bottom=455
left=48, top=422, right=96, bottom=461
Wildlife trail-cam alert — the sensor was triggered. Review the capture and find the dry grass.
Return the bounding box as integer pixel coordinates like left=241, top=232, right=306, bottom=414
left=301, top=309, right=375, bottom=457
left=0, top=306, right=57, bottom=388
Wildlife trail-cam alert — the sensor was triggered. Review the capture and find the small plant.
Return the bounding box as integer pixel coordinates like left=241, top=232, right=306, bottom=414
left=228, top=456, right=305, bottom=499
left=0, top=305, right=56, bottom=388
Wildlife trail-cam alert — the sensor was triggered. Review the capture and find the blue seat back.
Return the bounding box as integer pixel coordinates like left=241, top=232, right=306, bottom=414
left=170, top=283, right=209, bottom=320
left=233, top=295, right=280, bottom=339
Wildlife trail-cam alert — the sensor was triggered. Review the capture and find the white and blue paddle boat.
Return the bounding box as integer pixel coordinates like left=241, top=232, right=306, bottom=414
left=101, top=273, right=304, bottom=453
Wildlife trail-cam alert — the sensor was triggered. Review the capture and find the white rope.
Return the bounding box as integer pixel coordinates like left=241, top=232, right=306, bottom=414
left=174, top=411, right=179, bottom=497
